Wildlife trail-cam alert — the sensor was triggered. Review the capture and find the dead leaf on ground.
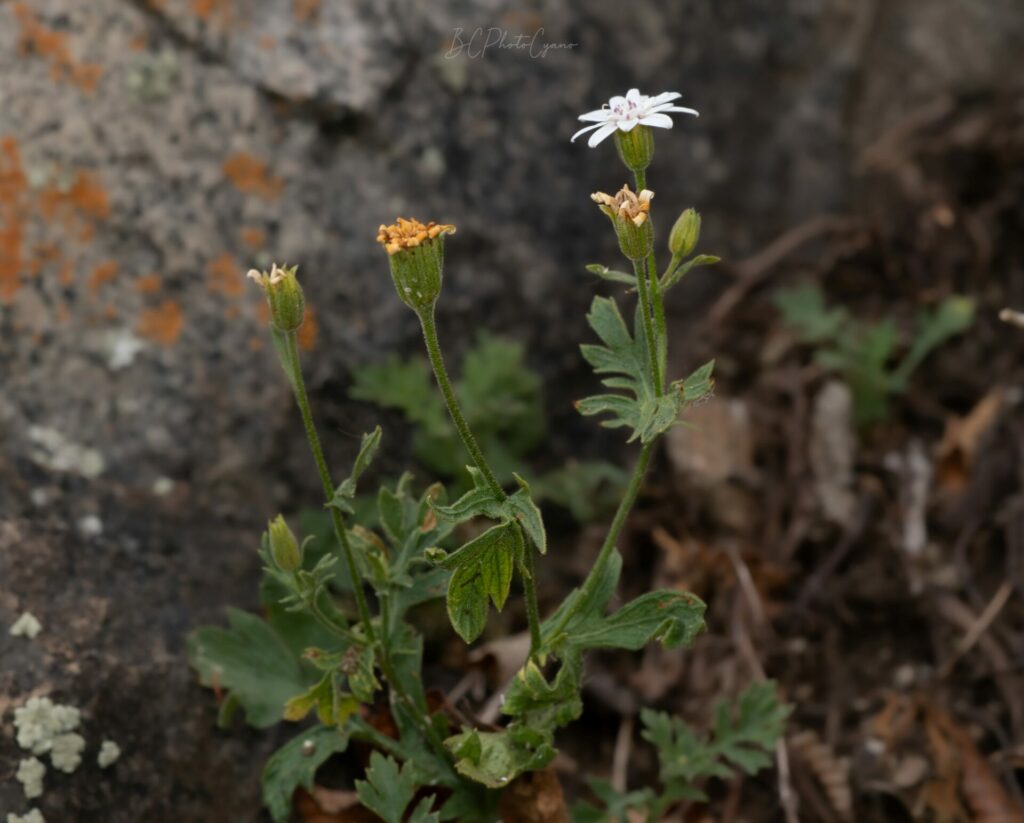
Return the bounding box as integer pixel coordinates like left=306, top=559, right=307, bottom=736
left=936, top=387, right=1008, bottom=495
left=498, top=767, right=569, bottom=823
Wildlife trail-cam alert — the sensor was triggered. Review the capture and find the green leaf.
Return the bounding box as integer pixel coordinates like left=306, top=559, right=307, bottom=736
left=188, top=608, right=313, bottom=728
left=355, top=752, right=426, bottom=823
left=445, top=729, right=555, bottom=789
left=894, top=295, right=975, bottom=388
left=508, top=475, right=546, bottom=554
left=261, top=726, right=351, bottom=823
left=328, top=426, right=382, bottom=513
left=640, top=681, right=791, bottom=801
left=578, top=296, right=686, bottom=444
left=662, top=254, right=720, bottom=290
left=530, top=460, right=626, bottom=523
left=573, top=777, right=656, bottom=823
left=441, top=522, right=517, bottom=642
left=351, top=335, right=544, bottom=487
left=570, top=590, right=706, bottom=652
left=408, top=796, right=442, bottom=823
left=348, top=645, right=381, bottom=703
left=680, top=359, right=715, bottom=405
left=431, top=466, right=504, bottom=523
left=585, top=263, right=638, bottom=287
left=774, top=284, right=849, bottom=343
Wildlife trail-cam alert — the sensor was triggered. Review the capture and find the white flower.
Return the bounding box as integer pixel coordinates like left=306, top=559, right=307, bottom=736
left=571, top=88, right=699, bottom=147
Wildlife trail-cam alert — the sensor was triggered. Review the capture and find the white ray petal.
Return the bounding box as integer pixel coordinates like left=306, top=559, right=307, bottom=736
left=647, top=91, right=682, bottom=107
left=587, top=122, right=620, bottom=147
left=638, top=112, right=674, bottom=129
left=577, top=109, right=611, bottom=123
left=571, top=122, right=606, bottom=142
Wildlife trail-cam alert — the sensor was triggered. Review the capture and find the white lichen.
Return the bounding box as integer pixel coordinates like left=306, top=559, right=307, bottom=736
left=27, top=426, right=105, bottom=479
left=97, top=739, right=122, bottom=769
left=16, top=757, right=45, bottom=799
left=9, top=612, right=42, bottom=639
left=7, top=810, right=45, bottom=823
left=50, top=732, right=86, bottom=773
left=77, top=515, right=104, bottom=539
left=14, top=697, right=81, bottom=755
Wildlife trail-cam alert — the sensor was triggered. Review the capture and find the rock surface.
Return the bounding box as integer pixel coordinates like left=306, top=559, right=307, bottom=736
left=2, top=0, right=1023, bottom=818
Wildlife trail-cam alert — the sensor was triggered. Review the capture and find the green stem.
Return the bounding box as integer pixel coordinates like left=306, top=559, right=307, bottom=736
left=647, top=253, right=667, bottom=391
left=283, top=331, right=451, bottom=765
left=418, top=309, right=504, bottom=498
left=633, top=167, right=667, bottom=392
left=284, top=331, right=375, bottom=641
left=517, top=526, right=543, bottom=653
left=551, top=442, right=654, bottom=635
left=632, top=258, right=662, bottom=391
left=417, top=307, right=544, bottom=659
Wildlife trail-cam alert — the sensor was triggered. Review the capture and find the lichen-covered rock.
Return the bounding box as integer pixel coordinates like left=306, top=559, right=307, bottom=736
left=2, top=1, right=1022, bottom=819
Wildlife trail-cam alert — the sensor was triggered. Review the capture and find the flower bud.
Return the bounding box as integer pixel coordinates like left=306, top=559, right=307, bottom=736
left=247, top=264, right=305, bottom=332
left=268, top=514, right=302, bottom=572
left=669, top=208, right=700, bottom=257
left=592, top=185, right=655, bottom=261
left=376, top=218, right=456, bottom=312
left=614, top=125, right=654, bottom=173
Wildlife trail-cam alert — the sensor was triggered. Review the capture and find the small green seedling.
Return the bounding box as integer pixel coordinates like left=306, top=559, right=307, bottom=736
left=774, top=284, right=975, bottom=425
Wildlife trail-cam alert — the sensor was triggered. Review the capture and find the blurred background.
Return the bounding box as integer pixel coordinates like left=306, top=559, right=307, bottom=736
left=2, top=1, right=1024, bottom=820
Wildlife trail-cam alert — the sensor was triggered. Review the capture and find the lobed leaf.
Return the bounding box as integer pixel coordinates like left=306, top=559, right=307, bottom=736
left=262, top=726, right=351, bottom=823
left=440, top=522, right=517, bottom=643
left=188, top=608, right=314, bottom=729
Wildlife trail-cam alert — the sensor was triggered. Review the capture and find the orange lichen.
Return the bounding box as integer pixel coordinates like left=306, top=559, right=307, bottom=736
left=240, top=227, right=266, bottom=250
left=13, top=4, right=104, bottom=94
left=135, top=274, right=162, bottom=294
left=256, top=300, right=271, bottom=325
left=0, top=137, right=27, bottom=302
left=258, top=35, right=277, bottom=50
left=137, top=299, right=183, bottom=346
left=190, top=0, right=233, bottom=24
left=39, top=170, right=111, bottom=243
left=207, top=252, right=243, bottom=296
left=293, top=0, right=322, bottom=23
left=297, top=305, right=318, bottom=351
left=88, top=260, right=118, bottom=292
left=58, top=259, right=75, bottom=285
left=223, top=153, right=283, bottom=200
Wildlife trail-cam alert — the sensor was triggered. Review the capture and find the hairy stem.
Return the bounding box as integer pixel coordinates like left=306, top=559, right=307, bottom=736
left=633, top=258, right=663, bottom=391
left=417, top=307, right=544, bottom=658
left=284, top=330, right=375, bottom=639
left=283, top=331, right=453, bottom=766
left=551, top=441, right=654, bottom=634
left=647, top=253, right=667, bottom=390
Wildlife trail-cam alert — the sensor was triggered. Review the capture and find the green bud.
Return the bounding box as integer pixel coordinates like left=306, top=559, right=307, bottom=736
left=592, top=185, right=655, bottom=262
left=669, top=208, right=701, bottom=257
left=614, top=125, right=654, bottom=173
left=247, top=264, right=305, bottom=332
left=376, top=218, right=456, bottom=312
left=268, top=514, right=302, bottom=572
